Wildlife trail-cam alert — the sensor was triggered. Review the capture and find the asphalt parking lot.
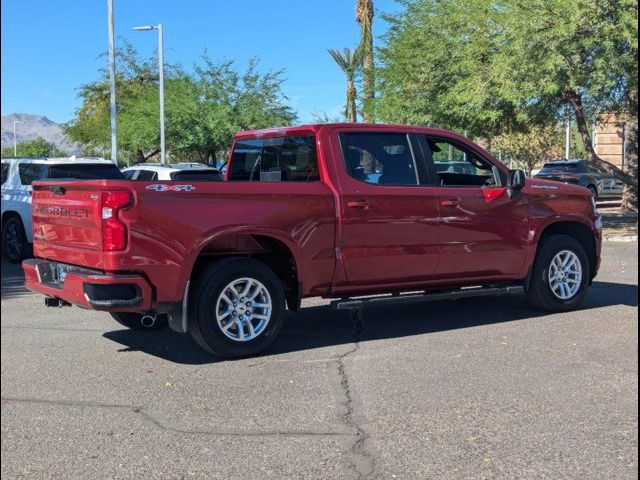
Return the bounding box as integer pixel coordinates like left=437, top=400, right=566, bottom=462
left=1, top=242, right=638, bottom=480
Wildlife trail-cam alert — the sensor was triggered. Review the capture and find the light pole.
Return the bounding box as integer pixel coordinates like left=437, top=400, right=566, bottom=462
left=107, top=0, right=118, bottom=165
left=133, top=24, right=166, bottom=165
left=565, top=120, right=571, bottom=160
left=13, top=120, right=23, bottom=157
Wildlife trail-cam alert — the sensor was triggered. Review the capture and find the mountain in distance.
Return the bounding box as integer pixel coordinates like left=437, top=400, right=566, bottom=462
left=1, top=113, right=78, bottom=153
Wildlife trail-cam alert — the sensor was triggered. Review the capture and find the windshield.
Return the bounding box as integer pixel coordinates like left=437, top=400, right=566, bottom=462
left=47, top=164, right=124, bottom=180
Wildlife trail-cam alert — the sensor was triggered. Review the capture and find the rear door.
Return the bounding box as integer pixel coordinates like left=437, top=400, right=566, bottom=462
left=421, top=135, right=528, bottom=279
left=335, top=131, right=441, bottom=286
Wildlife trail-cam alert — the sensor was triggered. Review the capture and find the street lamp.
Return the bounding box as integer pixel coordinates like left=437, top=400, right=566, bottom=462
left=133, top=24, right=166, bottom=165
left=13, top=120, right=23, bottom=157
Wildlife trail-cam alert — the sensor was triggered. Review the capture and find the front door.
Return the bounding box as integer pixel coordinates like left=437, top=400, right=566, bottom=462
left=421, top=135, right=529, bottom=280
left=336, top=131, right=441, bottom=286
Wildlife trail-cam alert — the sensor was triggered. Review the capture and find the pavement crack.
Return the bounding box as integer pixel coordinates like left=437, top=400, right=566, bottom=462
left=336, top=308, right=376, bottom=480
left=1, top=396, right=355, bottom=439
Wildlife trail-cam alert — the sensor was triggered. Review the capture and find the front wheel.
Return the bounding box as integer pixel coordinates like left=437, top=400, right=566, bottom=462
left=527, top=234, right=591, bottom=312
left=110, top=312, right=169, bottom=331
left=188, top=258, right=286, bottom=359
left=2, top=217, right=28, bottom=263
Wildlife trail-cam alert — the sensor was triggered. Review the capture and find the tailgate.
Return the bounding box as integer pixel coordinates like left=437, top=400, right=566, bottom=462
left=32, top=182, right=104, bottom=252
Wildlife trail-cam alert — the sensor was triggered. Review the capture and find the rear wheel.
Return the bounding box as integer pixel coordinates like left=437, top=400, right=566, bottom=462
left=2, top=216, right=28, bottom=263
left=527, top=234, right=591, bottom=312
left=188, top=258, right=285, bottom=359
left=110, top=312, right=169, bottom=331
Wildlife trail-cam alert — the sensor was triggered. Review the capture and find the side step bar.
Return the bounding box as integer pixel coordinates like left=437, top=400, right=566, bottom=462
left=332, top=284, right=525, bottom=311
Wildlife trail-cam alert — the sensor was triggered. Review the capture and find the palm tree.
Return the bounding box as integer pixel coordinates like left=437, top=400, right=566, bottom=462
left=328, top=47, right=363, bottom=123
left=356, top=0, right=374, bottom=122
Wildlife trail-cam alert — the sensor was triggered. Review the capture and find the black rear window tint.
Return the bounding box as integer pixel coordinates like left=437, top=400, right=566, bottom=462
left=171, top=170, right=223, bottom=182
left=1, top=164, right=9, bottom=184
left=19, top=163, right=47, bottom=185
left=47, top=164, right=124, bottom=180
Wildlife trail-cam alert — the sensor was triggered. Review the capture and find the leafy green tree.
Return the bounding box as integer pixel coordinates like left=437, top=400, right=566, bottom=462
left=492, top=125, right=566, bottom=175
left=328, top=48, right=364, bottom=123
left=1, top=137, right=59, bottom=158
left=65, top=44, right=296, bottom=165
left=377, top=0, right=638, bottom=188
left=356, top=0, right=375, bottom=122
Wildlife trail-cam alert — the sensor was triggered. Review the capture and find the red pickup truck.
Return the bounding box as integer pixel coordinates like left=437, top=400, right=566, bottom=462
left=23, top=124, right=602, bottom=358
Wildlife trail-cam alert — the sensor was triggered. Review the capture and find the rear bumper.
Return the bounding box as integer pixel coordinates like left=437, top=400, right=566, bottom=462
left=23, top=258, right=154, bottom=312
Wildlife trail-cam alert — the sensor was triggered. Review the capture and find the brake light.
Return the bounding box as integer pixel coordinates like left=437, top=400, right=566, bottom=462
left=102, top=191, right=132, bottom=251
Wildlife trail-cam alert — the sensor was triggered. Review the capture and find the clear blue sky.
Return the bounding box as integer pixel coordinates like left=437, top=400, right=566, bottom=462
left=1, top=0, right=401, bottom=124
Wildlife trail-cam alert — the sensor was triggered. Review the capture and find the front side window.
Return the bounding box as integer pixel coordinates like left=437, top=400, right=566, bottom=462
left=340, top=133, right=419, bottom=186
left=18, top=163, right=46, bottom=186
left=229, top=136, right=319, bottom=182
left=425, top=138, right=496, bottom=187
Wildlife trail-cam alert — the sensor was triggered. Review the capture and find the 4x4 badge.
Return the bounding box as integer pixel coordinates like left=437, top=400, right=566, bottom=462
left=146, top=184, right=196, bottom=192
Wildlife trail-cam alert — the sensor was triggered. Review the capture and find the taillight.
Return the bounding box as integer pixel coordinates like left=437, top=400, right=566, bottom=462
left=102, top=191, right=132, bottom=251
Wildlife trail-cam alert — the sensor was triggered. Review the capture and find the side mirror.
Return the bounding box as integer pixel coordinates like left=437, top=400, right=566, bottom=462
left=508, top=169, right=526, bottom=191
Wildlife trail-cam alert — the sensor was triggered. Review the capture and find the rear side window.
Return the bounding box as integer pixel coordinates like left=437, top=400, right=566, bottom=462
left=229, top=136, right=319, bottom=182
left=18, top=163, right=46, bottom=185
left=134, top=170, right=158, bottom=181
left=340, top=133, right=419, bottom=186
left=47, top=164, right=124, bottom=180
left=1, top=164, right=8, bottom=185
left=171, top=170, right=223, bottom=182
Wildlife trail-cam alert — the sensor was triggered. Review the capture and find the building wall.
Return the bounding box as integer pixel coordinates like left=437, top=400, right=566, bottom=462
left=594, top=115, right=626, bottom=168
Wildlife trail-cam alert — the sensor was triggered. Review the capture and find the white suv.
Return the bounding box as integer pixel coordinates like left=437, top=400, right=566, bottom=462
left=1, top=157, right=123, bottom=262
left=122, top=162, right=223, bottom=182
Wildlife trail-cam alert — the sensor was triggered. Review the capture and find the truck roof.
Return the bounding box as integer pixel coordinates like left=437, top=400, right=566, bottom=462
left=234, top=123, right=457, bottom=140
left=1, top=156, right=113, bottom=165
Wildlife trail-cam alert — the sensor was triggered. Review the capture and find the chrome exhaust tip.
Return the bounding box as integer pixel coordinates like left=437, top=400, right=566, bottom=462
left=140, top=314, right=157, bottom=328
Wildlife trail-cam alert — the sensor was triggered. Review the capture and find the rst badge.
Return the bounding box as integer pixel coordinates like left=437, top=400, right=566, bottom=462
left=146, top=184, right=196, bottom=192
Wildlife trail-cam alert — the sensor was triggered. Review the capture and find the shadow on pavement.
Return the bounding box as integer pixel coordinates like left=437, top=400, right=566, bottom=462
left=102, top=280, right=638, bottom=365
left=1, top=259, right=29, bottom=300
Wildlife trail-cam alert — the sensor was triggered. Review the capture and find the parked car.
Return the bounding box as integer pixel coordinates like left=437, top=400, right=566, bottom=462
left=24, top=125, right=601, bottom=358
left=534, top=159, right=624, bottom=199
left=122, top=163, right=223, bottom=182
left=1, top=157, right=123, bottom=263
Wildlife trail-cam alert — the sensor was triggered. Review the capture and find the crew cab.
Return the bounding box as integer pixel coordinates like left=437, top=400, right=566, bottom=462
left=23, top=125, right=602, bottom=358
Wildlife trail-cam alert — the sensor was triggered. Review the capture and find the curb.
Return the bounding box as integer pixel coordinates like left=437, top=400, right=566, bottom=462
left=604, top=234, right=638, bottom=243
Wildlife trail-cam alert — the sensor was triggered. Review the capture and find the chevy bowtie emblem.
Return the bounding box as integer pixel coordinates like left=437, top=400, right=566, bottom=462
left=146, top=184, right=196, bottom=192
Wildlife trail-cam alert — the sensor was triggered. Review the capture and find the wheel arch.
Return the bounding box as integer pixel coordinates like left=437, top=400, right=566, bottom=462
left=536, top=221, right=598, bottom=280
left=184, top=229, right=303, bottom=311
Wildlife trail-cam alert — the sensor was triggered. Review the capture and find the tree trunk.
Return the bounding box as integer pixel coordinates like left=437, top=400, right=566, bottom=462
left=565, top=89, right=638, bottom=188
left=622, top=114, right=638, bottom=212
left=357, top=0, right=375, bottom=123
left=347, top=81, right=358, bottom=123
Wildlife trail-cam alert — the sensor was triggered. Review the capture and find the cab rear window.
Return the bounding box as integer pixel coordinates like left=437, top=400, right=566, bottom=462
left=229, top=136, right=319, bottom=182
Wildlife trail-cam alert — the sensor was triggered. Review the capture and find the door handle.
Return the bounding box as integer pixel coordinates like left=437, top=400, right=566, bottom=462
left=348, top=200, right=374, bottom=210
left=441, top=198, right=462, bottom=208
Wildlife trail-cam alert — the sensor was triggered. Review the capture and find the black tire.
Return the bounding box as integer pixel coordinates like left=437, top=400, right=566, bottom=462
left=2, top=216, right=29, bottom=263
left=188, top=257, right=286, bottom=359
left=527, top=234, right=591, bottom=312
left=110, top=312, right=169, bottom=331
left=587, top=185, right=599, bottom=200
